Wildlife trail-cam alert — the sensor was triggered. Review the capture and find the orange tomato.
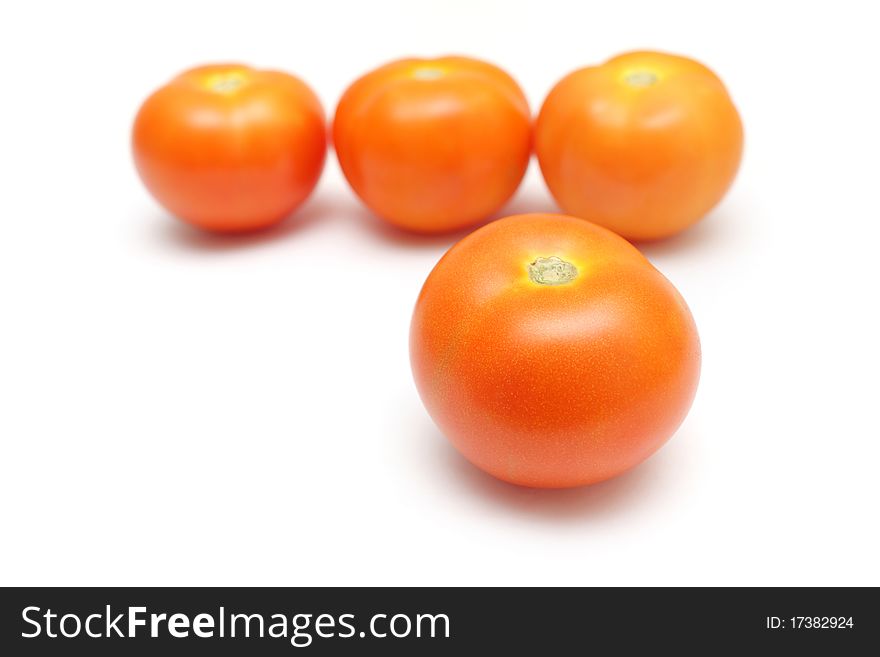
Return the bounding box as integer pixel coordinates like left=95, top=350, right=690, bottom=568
left=535, top=51, right=743, bottom=241
left=410, top=213, right=700, bottom=488
left=333, top=56, right=532, bottom=233
left=132, top=64, right=326, bottom=232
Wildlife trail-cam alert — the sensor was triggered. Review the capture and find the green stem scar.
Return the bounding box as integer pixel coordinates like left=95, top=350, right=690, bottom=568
left=412, top=67, right=445, bottom=80
left=528, top=256, right=578, bottom=285
left=209, top=74, right=246, bottom=93
left=625, top=70, right=659, bottom=87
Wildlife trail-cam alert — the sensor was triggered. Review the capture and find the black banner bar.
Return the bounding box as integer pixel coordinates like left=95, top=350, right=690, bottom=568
left=1, top=587, right=876, bottom=654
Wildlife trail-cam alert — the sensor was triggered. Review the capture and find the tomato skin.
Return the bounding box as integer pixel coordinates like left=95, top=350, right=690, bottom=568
left=536, top=51, right=743, bottom=241
left=333, top=56, right=532, bottom=234
left=132, top=64, right=326, bottom=232
left=410, top=213, right=700, bottom=488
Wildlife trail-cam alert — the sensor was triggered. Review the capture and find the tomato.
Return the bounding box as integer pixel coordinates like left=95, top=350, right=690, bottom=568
left=132, top=64, right=326, bottom=232
left=535, top=51, right=743, bottom=241
left=333, top=56, right=532, bottom=233
left=410, top=213, right=700, bottom=488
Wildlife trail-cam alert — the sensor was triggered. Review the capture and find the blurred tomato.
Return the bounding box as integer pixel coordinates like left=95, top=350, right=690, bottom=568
left=133, top=64, right=326, bottom=232
left=411, top=213, right=700, bottom=488
left=536, top=51, right=743, bottom=240
left=333, top=56, right=532, bottom=233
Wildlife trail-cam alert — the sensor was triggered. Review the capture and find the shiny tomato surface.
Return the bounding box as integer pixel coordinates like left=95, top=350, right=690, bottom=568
left=333, top=56, right=532, bottom=233
left=410, top=213, right=701, bottom=488
left=133, top=64, right=326, bottom=232
left=536, top=51, right=743, bottom=241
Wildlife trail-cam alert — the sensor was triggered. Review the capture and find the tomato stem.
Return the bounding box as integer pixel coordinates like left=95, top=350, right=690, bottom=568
left=624, top=70, right=659, bottom=87
left=412, top=66, right=445, bottom=81
left=528, top=257, right=578, bottom=286
left=207, top=73, right=247, bottom=93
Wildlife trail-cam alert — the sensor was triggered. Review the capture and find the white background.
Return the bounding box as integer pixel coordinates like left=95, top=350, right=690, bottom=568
left=1, top=0, right=878, bottom=586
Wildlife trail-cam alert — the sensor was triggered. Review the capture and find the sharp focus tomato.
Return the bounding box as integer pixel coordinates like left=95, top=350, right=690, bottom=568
left=536, top=51, right=743, bottom=241
left=333, top=56, right=532, bottom=233
left=132, top=64, right=327, bottom=232
left=410, top=213, right=701, bottom=488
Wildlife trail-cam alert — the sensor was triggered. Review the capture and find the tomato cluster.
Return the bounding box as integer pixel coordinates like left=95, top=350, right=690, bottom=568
left=133, top=52, right=740, bottom=488
left=133, top=52, right=741, bottom=239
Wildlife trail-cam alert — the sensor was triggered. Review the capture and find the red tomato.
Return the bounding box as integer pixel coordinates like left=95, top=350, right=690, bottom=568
left=410, top=213, right=700, bottom=488
left=333, top=56, right=532, bottom=233
left=133, top=64, right=326, bottom=232
left=536, top=51, right=743, bottom=240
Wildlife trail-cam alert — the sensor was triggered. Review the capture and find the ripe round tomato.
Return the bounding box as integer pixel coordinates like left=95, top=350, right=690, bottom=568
left=132, top=64, right=326, bottom=232
left=410, top=213, right=700, bottom=488
left=535, top=51, right=743, bottom=241
left=333, top=56, right=532, bottom=234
